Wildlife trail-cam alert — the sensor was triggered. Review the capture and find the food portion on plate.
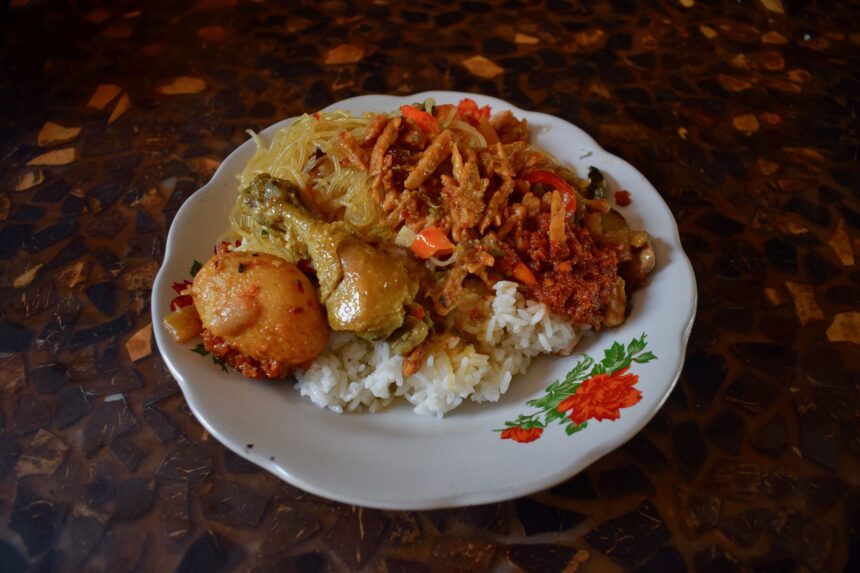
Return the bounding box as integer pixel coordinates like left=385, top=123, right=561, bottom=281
left=162, top=98, right=656, bottom=416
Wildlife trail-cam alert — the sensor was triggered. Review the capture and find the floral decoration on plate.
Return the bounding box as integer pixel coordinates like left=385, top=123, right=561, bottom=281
left=498, top=334, right=656, bottom=443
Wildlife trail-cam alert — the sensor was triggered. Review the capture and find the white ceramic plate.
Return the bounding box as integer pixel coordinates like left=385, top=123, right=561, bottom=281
left=152, top=91, right=696, bottom=510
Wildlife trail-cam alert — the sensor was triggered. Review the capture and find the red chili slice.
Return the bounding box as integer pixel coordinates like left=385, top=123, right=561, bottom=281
left=170, top=294, right=193, bottom=311
left=522, top=170, right=577, bottom=213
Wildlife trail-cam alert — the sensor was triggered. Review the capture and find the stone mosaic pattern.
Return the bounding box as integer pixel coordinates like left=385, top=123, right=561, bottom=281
left=0, top=0, right=858, bottom=571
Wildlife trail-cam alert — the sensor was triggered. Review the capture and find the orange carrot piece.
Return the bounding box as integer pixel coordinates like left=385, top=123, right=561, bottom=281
left=511, top=260, right=537, bottom=285
left=400, top=105, right=439, bottom=134
left=411, top=226, right=455, bottom=259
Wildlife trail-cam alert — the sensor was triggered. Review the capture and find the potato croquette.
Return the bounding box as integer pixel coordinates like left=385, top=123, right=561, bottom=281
left=191, top=251, right=328, bottom=379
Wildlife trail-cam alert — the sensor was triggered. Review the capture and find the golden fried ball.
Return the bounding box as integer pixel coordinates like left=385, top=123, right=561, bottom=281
left=191, top=251, right=329, bottom=377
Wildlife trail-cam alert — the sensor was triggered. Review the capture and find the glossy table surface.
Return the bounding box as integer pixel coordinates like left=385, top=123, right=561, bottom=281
left=0, top=1, right=858, bottom=572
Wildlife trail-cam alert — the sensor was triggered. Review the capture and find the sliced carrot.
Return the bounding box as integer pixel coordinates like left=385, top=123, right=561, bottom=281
left=511, top=260, right=537, bottom=286
left=410, top=226, right=455, bottom=259
left=400, top=105, right=439, bottom=134
left=456, top=98, right=491, bottom=126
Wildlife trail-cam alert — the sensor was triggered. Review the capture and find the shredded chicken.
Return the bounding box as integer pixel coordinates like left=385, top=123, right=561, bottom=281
left=520, top=192, right=541, bottom=217
left=491, top=110, right=530, bottom=143
left=338, top=130, right=367, bottom=171
left=443, top=144, right=489, bottom=240
left=498, top=203, right=526, bottom=239
left=450, top=142, right=465, bottom=179
left=478, top=142, right=515, bottom=179
left=479, top=177, right=515, bottom=233
left=404, top=130, right=454, bottom=189
left=549, top=190, right=569, bottom=259
left=360, top=114, right=388, bottom=147
left=370, top=117, right=401, bottom=176
left=434, top=264, right=468, bottom=316
left=371, top=154, right=394, bottom=202
left=461, top=248, right=495, bottom=274
left=402, top=342, right=427, bottom=377
left=502, top=141, right=550, bottom=173
left=385, top=189, right=419, bottom=227
left=399, top=119, right=429, bottom=150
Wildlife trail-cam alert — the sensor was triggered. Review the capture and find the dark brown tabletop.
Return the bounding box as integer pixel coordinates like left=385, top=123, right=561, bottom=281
left=1, top=1, right=858, bottom=571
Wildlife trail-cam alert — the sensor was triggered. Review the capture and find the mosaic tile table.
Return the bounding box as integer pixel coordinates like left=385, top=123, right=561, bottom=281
left=0, top=1, right=857, bottom=571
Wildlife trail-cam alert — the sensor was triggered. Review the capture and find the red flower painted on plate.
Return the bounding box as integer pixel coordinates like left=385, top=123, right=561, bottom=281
left=557, top=367, right=641, bottom=426
left=500, top=426, right=543, bottom=443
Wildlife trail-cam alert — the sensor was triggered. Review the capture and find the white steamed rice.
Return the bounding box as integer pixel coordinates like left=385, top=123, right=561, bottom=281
left=295, top=281, right=582, bottom=417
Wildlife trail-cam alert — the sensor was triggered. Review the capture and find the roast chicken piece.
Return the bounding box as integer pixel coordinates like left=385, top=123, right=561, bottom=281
left=238, top=174, right=418, bottom=339
left=191, top=251, right=329, bottom=378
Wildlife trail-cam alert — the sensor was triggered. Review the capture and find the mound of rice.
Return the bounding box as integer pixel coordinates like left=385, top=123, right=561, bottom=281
left=295, top=281, right=582, bottom=416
